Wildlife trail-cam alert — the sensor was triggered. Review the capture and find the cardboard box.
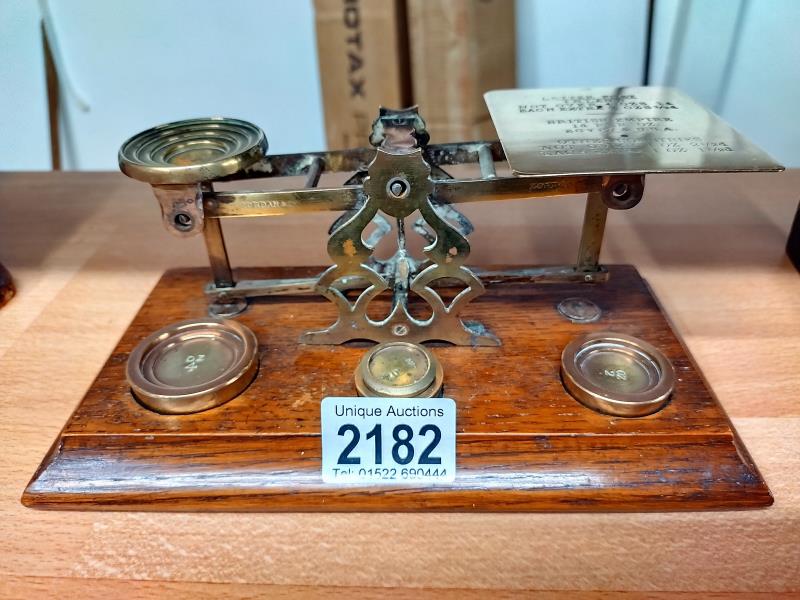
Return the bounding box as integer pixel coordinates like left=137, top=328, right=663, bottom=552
left=407, top=0, right=516, bottom=143
left=313, top=0, right=410, bottom=149
left=314, top=0, right=515, bottom=148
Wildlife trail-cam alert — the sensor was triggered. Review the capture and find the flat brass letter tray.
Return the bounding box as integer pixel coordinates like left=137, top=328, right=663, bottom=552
left=25, top=87, right=781, bottom=511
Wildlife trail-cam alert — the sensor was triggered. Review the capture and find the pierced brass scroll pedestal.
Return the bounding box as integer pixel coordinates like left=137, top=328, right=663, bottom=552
left=24, top=87, right=781, bottom=511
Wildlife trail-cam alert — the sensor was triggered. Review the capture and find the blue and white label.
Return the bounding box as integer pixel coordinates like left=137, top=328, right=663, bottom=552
left=321, top=396, right=456, bottom=484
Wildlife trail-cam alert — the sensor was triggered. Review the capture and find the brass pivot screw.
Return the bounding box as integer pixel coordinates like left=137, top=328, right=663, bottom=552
left=387, top=177, right=410, bottom=199
left=173, top=212, right=194, bottom=231
left=601, top=175, right=645, bottom=210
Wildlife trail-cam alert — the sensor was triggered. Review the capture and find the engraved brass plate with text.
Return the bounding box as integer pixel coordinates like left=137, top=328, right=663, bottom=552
left=485, top=86, right=783, bottom=176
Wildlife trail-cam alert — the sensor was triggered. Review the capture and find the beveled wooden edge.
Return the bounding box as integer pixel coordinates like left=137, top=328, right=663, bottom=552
left=22, top=431, right=772, bottom=512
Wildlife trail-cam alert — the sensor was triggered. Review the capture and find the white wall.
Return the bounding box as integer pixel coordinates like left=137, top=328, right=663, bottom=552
left=1, top=0, right=325, bottom=170
left=516, top=0, right=649, bottom=88
left=648, top=0, right=800, bottom=166
left=0, top=1, right=51, bottom=169
left=1, top=0, right=799, bottom=170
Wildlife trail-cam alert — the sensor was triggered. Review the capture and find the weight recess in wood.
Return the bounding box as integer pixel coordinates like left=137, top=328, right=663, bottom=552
left=22, top=265, right=772, bottom=512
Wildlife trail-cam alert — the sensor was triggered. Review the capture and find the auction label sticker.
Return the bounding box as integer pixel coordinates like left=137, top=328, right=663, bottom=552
left=321, top=397, right=456, bottom=484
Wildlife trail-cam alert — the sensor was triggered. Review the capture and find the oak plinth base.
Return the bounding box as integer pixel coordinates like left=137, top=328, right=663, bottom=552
left=23, top=265, right=772, bottom=512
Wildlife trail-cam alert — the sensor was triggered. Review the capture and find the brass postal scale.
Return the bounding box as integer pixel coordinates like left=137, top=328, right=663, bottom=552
left=24, top=87, right=782, bottom=511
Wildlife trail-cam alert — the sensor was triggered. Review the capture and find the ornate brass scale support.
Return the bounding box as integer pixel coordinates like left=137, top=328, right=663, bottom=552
left=120, top=108, right=643, bottom=346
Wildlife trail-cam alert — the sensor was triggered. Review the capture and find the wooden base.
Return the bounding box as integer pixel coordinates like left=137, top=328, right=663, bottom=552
left=23, top=265, right=772, bottom=512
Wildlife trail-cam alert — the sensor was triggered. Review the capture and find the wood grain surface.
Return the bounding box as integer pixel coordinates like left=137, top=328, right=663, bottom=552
left=1, top=171, right=799, bottom=595
left=23, top=266, right=770, bottom=511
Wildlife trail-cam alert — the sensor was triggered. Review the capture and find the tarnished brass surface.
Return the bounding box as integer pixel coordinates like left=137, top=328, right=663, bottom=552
left=301, top=107, right=498, bottom=346
left=485, top=87, right=784, bottom=176
left=117, top=87, right=783, bottom=346
left=355, top=341, right=444, bottom=398
left=119, top=117, right=268, bottom=184
left=201, top=266, right=610, bottom=301
left=126, top=318, right=258, bottom=415
left=205, top=175, right=595, bottom=218
left=433, top=175, right=596, bottom=206
left=203, top=215, right=234, bottom=287
left=212, top=141, right=506, bottom=182
left=152, top=183, right=205, bottom=237
left=560, top=331, right=675, bottom=417
left=206, top=186, right=361, bottom=217
left=576, top=191, right=608, bottom=273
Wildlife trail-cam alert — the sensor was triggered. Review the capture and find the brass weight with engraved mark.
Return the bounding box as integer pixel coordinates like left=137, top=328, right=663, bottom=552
left=126, top=318, right=259, bottom=414
left=355, top=342, right=444, bottom=398
left=561, top=331, right=675, bottom=417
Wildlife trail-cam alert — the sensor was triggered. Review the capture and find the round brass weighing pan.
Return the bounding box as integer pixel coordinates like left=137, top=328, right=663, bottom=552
left=119, top=117, right=267, bottom=184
